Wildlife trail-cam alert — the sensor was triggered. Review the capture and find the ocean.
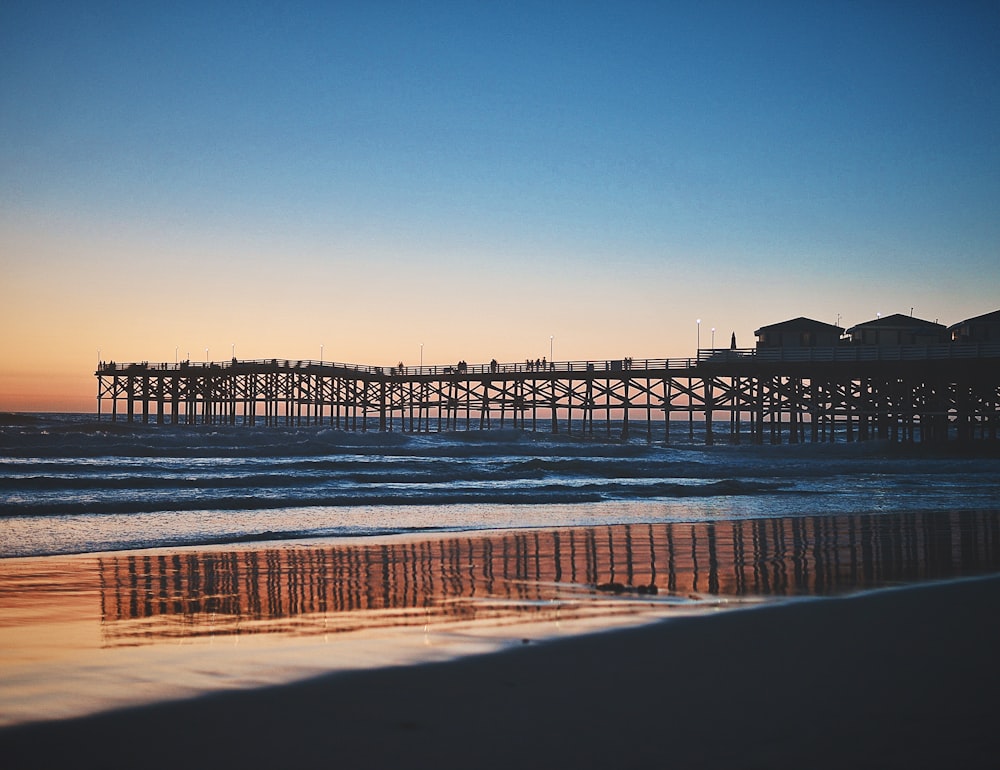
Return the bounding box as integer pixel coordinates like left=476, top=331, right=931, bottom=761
left=2, top=412, right=999, bottom=558
left=3, top=412, right=1000, bottom=726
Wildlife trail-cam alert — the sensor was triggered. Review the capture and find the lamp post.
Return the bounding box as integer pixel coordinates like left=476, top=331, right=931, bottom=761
left=711, top=327, right=716, bottom=349
left=420, top=343, right=423, bottom=372
left=550, top=335, right=554, bottom=363
left=696, top=319, right=701, bottom=354
left=231, top=343, right=235, bottom=360
left=175, top=347, right=178, bottom=366
left=205, top=348, right=209, bottom=363
left=320, top=344, right=324, bottom=365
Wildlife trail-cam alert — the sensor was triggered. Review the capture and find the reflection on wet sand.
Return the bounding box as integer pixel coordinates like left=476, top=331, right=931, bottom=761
left=98, top=509, right=1000, bottom=646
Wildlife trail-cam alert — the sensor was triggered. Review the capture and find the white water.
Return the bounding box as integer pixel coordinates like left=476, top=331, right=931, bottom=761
left=2, top=413, right=999, bottom=557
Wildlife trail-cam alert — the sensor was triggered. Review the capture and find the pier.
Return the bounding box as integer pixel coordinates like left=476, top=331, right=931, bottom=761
left=96, top=343, right=1000, bottom=444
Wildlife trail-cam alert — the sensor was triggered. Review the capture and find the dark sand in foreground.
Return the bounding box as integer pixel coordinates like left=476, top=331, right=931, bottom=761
left=4, top=575, right=998, bottom=769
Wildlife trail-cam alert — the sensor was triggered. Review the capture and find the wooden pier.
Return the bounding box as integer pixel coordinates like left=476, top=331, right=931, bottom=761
left=96, top=344, right=1000, bottom=444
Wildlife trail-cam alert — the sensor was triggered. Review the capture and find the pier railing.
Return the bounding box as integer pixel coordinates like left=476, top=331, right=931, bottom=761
left=96, top=355, right=707, bottom=376
left=96, top=341, right=1000, bottom=378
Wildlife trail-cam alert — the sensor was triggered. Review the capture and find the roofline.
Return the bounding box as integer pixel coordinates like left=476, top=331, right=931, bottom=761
left=753, top=317, right=844, bottom=336
left=947, top=309, right=1000, bottom=330
left=846, top=313, right=946, bottom=333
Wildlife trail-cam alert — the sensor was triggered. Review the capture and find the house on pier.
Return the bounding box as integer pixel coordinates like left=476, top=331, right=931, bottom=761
left=753, top=317, right=844, bottom=349
left=948, top=309, right=1000, bottom=343
left=845, top=314, right=948, bottom=346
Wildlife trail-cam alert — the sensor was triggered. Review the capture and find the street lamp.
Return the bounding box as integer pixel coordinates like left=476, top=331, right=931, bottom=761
left=320, top=344, right=324, bottom=364
left=696, top=319, right=701, bottom=352
left=711, top=327, right=716, bottom=348
left=231, top=343, right=235, bottom=360
left=420, top=343, right=424, bottom=372
left=205, top=348, right=209, bottom=363
left=550, top=335, right=554, bottom=363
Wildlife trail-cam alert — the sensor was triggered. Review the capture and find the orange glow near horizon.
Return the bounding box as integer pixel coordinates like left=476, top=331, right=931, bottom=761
left=1, top=214, right=992, bottom=414
left=0, top=371, right=96, bottom=414
left=3, top=200, right=994, bottom=414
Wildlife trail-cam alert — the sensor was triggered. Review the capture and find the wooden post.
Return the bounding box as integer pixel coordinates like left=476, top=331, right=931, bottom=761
left=141, top=374, right=150, bottom=425
left=605, top=374, right=612, bottom=438
left=379, top=380, right=387, bottom=431
left=621, top=377, right=630, bottom=440
left=551, top=376, right=558, bottom=434
left=704, top=377, right=713, bottom=446
left=646, top=376, right=653, bottom=443
left=663, top=378, right=671, bottom=445
left=788, top=377, right=798, bottom=444
left=688, top=376, right=694, bottom=441
left=730, top=376, right=740, bottom=445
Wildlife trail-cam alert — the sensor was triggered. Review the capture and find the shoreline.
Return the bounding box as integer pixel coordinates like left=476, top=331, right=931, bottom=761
left=3, top=574, right=998, bottom=768
left=4, top=511, right=1000, bottom=735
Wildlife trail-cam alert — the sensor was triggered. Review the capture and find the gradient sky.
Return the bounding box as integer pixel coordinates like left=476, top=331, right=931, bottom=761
left=2, top=1, right=998, bottom=412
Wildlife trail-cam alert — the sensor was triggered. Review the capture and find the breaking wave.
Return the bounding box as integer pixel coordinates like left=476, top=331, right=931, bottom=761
left=2, top=413, right=999, bottom=557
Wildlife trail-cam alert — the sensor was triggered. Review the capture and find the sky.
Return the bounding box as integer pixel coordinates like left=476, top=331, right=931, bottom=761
left=2, top=0, right=998, bottom=412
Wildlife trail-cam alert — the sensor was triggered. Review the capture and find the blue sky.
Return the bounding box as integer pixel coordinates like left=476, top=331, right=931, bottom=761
left=1, top=1, right=998, bottom=409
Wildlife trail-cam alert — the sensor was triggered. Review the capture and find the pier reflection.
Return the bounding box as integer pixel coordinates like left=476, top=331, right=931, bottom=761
left=98, top=509, right=1000, bottom=646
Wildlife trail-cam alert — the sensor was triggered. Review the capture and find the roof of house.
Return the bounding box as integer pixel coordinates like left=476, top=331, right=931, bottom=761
left=947, top=309, right=1000, bottom=330
left=753, top=317, right=844, bottom=336
left=845, top=313, right=945, bottom=334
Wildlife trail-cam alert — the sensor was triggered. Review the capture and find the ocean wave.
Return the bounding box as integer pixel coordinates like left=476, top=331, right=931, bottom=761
left=0, top=477, right=791, bottom=517
left=4, top=414, right=1000, bottom=561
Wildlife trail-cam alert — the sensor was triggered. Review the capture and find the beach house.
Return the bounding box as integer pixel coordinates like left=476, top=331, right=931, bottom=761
left=845, top=313, right=948, bottom=346
left=948, top=309, right=1000, bottom=343
left=753, top=317, right=844, bottom=349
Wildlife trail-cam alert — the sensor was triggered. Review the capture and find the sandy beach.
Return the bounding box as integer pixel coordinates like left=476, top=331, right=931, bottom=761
left=3, top=572, right=998, bottom=769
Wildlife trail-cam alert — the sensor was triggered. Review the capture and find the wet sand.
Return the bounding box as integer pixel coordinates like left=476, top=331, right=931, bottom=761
left=3, top=573, right=999, bottom=769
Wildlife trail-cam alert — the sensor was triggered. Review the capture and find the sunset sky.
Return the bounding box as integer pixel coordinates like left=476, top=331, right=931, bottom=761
left=2, top=1, right=998, bottom=412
